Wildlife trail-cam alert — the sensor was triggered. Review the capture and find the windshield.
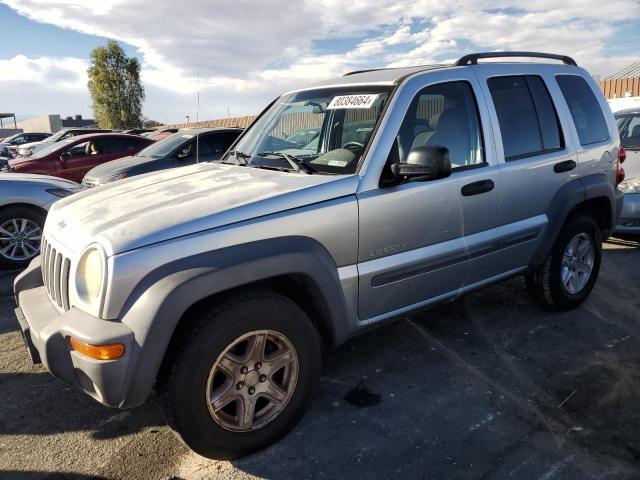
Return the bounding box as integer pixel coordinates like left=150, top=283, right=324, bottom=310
left=221, top=86, right=391, bottom=174
left=2, top=133, right=22, bottom=144
left=617, top=114, right=640, bottom=149
left=45, top=129, right=76, bottom=143
left=137, top=132, right=192, bottom=158
left=29, top=138, right=75, bottom=159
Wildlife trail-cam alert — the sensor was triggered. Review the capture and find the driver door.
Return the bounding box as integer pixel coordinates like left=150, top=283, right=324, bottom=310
left=357, top=76, right=501, bottom=321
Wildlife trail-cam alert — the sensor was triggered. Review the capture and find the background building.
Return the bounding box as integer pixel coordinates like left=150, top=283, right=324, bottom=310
left=14, top=114, right=96, bottom=133
left=599, top=62, right=640, bottom=112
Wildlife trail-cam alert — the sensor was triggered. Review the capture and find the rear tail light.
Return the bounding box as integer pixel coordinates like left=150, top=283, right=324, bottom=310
left=616, top=149, right=625, bottom=186
left=619, top=147, right=626, bottom=163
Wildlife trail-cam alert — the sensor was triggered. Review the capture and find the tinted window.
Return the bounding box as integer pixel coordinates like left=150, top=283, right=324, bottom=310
left=556, top=75, right=609, bottom=145
left=488, top=76, right=541, bottom=159
left=394, top=81, right=485, bottom=169
left=527, top=77, right=562, bottom=150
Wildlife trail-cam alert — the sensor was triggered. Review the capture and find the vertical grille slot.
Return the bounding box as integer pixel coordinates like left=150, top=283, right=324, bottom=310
left=60, top=258, right=71, bottom=310
left=40, top=236, right=71, bottom=311
left=41, top=238, right=48, bottom=288
left=48, top=248, right=57, bottom=295
left=53, top=252, right=62, bottom=306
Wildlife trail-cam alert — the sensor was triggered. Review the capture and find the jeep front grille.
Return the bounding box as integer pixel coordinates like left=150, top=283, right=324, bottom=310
left=41, top=236, right=71, bottom=311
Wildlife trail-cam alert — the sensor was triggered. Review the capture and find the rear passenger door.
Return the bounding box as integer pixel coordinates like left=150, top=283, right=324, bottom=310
left=475, top=67, right=578, bottom=271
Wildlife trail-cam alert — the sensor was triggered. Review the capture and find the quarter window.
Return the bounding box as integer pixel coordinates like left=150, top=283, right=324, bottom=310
left=488, top=75, right=563, bottom=160
left=393, top=81, right=485, bottom=169
left=556, top=75, right=609, bottom=146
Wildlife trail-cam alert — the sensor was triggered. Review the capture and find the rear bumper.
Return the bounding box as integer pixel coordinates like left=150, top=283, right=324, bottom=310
left=14, top=258, right=135, bottom=408
left=615, top=193, right=640, bottom=234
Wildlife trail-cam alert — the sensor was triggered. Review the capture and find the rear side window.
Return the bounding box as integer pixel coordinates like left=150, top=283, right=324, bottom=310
left=556, top=75, right=609, bottom=146
left=488, top=75, right=563, bottom=160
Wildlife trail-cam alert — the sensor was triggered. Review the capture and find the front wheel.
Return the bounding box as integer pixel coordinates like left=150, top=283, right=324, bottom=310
left=158, top=290, right=322, bottom=459
left=526, top=215, right=602, bottom=310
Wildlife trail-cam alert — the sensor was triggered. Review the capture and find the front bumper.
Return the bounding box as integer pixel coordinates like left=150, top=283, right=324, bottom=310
left=615, top=193, right=640, bottom=234
left=14, top=257, right=135, bottom=407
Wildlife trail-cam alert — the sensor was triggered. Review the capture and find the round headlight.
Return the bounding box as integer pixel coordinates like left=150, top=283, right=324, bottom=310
left=76, top=247, right=104, bottom=302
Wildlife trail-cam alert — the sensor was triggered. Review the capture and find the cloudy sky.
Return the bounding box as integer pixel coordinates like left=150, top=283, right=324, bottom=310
left=1, top=0, right=639, bottom=124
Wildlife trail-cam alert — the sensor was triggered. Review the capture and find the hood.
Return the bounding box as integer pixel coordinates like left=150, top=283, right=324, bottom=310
left=46, top=162, right=359, bottom=255
left=8, top=155, right=48, bottom=169
left=0, top=172, right=79, bottom=188
left=83, top=155, right=158, bottom=181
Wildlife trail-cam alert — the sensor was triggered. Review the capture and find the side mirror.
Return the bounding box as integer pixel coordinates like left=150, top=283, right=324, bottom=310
left=390, top=145, right=451, bottom=181
left=59, top=151, right=71, bottom=167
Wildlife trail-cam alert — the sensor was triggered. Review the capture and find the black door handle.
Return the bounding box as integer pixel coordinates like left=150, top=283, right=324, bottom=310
left=554, top=160, right=576, bottom=173
left=461, top=179, right=494, bottom=196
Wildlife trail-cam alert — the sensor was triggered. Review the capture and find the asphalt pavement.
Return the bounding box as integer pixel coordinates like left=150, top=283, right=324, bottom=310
left=1, top=236, right=639, bottom=480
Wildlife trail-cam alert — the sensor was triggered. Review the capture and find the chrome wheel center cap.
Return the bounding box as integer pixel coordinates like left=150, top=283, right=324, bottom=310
left=244, top=370, right=260, bottom=387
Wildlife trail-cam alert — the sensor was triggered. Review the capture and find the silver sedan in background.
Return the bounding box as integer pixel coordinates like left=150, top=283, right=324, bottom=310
left=0, top=173, right=80, bottom=269
left=615, top=108, right=640, bottom=234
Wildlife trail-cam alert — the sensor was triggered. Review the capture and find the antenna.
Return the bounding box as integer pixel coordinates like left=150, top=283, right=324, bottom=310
left=196, top=65, right=200, bottom=163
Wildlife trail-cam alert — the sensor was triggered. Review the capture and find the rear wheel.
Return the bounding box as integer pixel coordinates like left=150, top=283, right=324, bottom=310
left=0, top=206, right=45, bottom=269
left=526, top=215, right=601, bottom=310
left=158, top=290, right=322, bottom=459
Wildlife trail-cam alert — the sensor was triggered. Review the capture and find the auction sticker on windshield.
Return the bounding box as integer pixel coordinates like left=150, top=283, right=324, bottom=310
left=328, top=94, right=379, bottom=109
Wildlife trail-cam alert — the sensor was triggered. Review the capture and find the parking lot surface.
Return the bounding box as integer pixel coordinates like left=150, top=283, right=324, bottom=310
left=1, top=237, right=639, bottom=480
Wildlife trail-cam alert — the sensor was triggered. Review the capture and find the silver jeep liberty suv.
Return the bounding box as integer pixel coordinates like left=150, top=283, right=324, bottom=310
left=14, top=52, right=624, bottom=458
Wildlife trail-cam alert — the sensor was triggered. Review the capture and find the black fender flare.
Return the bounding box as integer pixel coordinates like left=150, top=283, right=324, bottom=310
left=529, top=173, right=618, bottom=269
left=117, top=236, right=350, bottom=407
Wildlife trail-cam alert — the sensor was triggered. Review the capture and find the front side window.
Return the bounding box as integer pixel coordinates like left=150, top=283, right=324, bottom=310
left=556, top=75, right=609, bottom=146
left=392, top=81, right=485, bottom=169
left=221, top=86, right=391, bottom=174
left=488, top=75, right=563, bottom=160
left=616, top=114, right=640, bottom=149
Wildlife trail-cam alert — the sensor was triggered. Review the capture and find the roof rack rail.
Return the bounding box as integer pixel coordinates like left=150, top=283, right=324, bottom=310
left=343, top=63, right=445, bottom=76
left=455, top=52, right=577, bottom=66
left=344, top=67, right=386, bottom=76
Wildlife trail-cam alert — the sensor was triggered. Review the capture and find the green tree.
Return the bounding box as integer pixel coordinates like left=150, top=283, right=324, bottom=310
left=87, top=41, right=145, bottom=129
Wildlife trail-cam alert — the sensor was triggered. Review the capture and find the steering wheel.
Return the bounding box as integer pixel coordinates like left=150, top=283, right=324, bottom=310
left=342, top=141, right=365, bottom=151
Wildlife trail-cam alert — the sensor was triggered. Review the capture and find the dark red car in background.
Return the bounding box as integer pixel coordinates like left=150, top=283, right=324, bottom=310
left=4, top=133, right=154, bottom=182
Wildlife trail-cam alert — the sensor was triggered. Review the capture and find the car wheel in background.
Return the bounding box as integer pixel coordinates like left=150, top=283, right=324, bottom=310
left=0, top=206, right=45, bottom=269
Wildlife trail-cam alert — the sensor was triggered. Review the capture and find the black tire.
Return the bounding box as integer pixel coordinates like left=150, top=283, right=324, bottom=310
left=158, top=290, right=322, bottom=459
left=526, top=214, right=602, bottom=310
left=0, top=206, right=46, bottom=270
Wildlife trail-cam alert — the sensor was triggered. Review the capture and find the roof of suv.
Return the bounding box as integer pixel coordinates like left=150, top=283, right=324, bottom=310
left=295, top=51, right=579, bottom=92
left=177, top=127, right=243, bottom=134
left=614, top=108, right=640, bottom=116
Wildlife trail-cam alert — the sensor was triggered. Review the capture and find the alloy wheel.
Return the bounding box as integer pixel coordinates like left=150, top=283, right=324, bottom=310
left=0, top=218, right=42, bottom=262
left=561, top=232, right=595, bottom=294
left=206, top=330, right=299, bottom=432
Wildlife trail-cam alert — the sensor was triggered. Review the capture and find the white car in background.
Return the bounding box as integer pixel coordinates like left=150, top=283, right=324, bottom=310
left=0, top=173, right=80, bottom=268
left=615, top=108, right=640, bottom=233
left=15, top=127, right=109, bottom=157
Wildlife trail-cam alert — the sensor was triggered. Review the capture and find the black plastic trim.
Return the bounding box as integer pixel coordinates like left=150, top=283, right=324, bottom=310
left=457, top=52, right=577, bottom=66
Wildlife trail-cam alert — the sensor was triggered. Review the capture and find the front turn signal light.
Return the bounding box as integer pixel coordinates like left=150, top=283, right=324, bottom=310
left=69, top=337, right=125, bottom=360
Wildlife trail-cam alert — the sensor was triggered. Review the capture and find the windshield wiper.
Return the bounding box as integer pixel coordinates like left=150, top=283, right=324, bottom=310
left=223, top=150, right=251, bottom=165
left=256, top=151, right=314, bottom=174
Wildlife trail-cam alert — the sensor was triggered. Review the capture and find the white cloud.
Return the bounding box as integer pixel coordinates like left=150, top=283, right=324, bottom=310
left=2, top=0, right=639, bottom=122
